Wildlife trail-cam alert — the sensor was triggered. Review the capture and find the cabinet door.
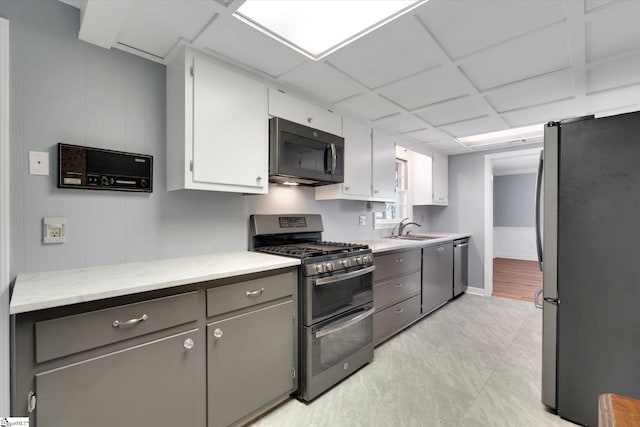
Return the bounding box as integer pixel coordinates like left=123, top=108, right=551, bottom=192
left=432, top=152, right=448, bottom=205
left=372, top=129, right=396, bottom=202
left=268, top=88, right=342, bottom=135
left=411, top=151, right=432, bottom=205
left=422, top=243, right=454, bottom=314
left=192, top=55, right=267, bottom=193
left=35, top=330, right=199, bottom=427
left=208, top=299, right=295, bottom=427
left=341, top=116, right=372, bottom=197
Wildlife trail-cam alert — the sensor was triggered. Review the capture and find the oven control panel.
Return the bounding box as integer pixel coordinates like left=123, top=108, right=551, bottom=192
left=304, top=252, right=373, bottom=276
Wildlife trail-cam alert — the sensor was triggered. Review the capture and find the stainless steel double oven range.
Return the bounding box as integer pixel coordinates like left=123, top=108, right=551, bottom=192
left=250, top=214, right=374, bottom=401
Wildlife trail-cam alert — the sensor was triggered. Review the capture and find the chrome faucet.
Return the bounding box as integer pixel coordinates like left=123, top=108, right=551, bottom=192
left=396, top=217, right=422, bottom=236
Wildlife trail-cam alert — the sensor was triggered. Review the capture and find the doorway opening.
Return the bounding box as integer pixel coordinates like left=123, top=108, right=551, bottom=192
left=483, top=147, right=542, bottom=301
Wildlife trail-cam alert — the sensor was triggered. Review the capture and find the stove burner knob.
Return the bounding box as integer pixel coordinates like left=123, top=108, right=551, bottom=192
left=315, top=264, right=325, bottom=273
left=325, top=262, right=334, bottom=272
left=342, top=259, right=351, bottom=268
left=363, top=255, right=371, bottom=264
left=355, top=256, right=363, bottom=265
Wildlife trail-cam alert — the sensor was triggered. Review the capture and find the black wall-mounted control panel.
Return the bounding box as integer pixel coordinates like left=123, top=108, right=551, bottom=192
left=58, top=143, right=153, bottom=192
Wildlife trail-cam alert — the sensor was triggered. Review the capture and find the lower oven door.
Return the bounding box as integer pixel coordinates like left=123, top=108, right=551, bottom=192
left=304, top=265, right=374, bottom=325
left=299, top=304, right=374, bottom=401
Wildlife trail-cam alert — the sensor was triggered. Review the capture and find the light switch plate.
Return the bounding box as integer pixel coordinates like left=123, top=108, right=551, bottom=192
left=29, top=151, right=49, bottom=175
left=43, top=217, right=65, bottom=244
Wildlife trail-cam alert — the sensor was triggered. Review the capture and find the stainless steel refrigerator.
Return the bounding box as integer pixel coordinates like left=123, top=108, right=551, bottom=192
left=535, top=112, right=640, bottom=426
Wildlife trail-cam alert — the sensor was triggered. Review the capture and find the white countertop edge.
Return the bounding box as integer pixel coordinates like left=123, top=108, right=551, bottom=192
left=351, top=233, right=471, bottom=254
left=10, top=252, right=300, bottom=315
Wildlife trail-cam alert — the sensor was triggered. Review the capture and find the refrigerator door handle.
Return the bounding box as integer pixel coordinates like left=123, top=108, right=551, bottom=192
left=535, top=150, right=544, bottom=272
left=534, top=288, right=544, bottom=309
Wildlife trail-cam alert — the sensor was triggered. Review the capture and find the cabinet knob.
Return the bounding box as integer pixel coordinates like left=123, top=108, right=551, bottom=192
left=256, top=176, right=262, bottom=184
left=374, top=190, right=379, bottom=194
left=396, top=308, right=404, bottom=314
left=183, top=338, right=194, bottom=350
left=213, top=328, right=223, bottom=339
left=395, top=282, right=404, bottom=288
left=395, top=258, right=404, bottom=263
left=307, top=117, right=313, bottom=124
left=344, top=186, right=350, bottom=191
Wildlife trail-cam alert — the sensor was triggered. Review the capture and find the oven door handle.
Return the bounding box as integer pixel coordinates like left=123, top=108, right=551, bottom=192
left=314, top=265, right=376, bottom=286
left=315, top=307, right=375, bottom=338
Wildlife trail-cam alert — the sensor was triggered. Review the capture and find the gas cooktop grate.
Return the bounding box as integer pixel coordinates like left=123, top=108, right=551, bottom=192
left=256, top=241, right=369, bottom=258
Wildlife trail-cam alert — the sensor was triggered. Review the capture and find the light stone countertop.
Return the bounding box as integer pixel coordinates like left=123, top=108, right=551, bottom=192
left=352, top=233, right=471, bottom=254
left=10, top=252, right=300, bottom=315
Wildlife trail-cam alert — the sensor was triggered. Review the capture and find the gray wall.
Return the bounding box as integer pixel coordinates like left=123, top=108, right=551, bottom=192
left=5, top=0, right=392, bottom=279
left=493, top=173, right=536, bottom=227
left=422, top=144, right=542, bottom=289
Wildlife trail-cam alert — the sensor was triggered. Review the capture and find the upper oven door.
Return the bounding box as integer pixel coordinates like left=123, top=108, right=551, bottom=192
left=269, top=117, right=344, bottom=184
left=303, top=265, right=374, bottom=326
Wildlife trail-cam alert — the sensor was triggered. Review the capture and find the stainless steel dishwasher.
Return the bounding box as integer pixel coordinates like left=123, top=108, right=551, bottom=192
left=453, top=238, right=469, bottom=297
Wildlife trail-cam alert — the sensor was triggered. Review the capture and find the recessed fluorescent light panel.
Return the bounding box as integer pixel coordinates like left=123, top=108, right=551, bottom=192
left=234, top=0, right=427, bottom=60
left=457, top=123, right=545, bottom=148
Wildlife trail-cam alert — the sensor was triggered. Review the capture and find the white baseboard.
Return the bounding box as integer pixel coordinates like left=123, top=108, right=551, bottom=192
left=465, top=286, right=487, bottom=297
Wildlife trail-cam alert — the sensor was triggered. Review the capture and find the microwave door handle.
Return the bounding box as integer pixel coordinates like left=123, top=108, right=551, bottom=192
left=330, top=143, right=337, bottom=174
left=314, top=265, right=376, bottom=286
left=324, top=145, right=332, bottom=174
left=315, top=307, right=375, bottom=338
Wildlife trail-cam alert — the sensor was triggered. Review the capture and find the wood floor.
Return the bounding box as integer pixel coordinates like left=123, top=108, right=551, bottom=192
left=493, top=257, right=542, bottom=303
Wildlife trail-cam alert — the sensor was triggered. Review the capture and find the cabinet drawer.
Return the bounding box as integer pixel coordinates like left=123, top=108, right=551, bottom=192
left=373, top=249, right=421, bottom=282
left=207, top=271, right=295, bottom=317
left=373, top=294, right=421, bottom=346
left=373, top=271, right=421, bottom=311
left=35, top=291, right=198, bottom=363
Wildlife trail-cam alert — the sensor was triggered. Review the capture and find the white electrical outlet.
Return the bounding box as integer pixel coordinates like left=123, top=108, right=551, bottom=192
left=29, top=151, right=50, bottom=176
left=43, top=217, right=66, bottom=244
left=359, top=215, right=366, bottom=226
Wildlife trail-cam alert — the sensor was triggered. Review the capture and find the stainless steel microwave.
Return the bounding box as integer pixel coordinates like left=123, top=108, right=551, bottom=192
left=269, top=117, right=344, bottom=185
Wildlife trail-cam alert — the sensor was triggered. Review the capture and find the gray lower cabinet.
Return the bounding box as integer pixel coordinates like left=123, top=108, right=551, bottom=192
left=422, top=242, right=453, bottom=314
left=35, top=329, right=199, bottom=427
left=12, top=268, right=298, bottom=427
left=207, top=299, right=295, bottom=427
left=372, top=248, right=422, bottom=345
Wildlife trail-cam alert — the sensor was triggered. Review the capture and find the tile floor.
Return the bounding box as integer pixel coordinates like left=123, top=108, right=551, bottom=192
left=250, top=294, right=576, bottom=427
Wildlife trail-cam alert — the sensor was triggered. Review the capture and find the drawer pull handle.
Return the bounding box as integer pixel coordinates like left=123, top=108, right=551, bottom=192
left=245, top=288, right=265, bottom=297
left=213, top=328, right=223, bottom=339
left=112, top=314, right=148, bottom=328
left=395, top=282, right=404, bottom=287
left=395, top=258, right=404, bottom=263
left=183, top=338, right=194, bottom=350
left=396, top=308, right=404, bottom=314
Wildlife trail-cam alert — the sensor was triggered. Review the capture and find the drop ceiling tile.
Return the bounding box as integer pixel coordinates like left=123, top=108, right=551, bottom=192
left=485, top=69, right=575, bottom=112
left=335, top=93, right=401, bottom=121
left=202, top=17, right=305, bottom=77
left=585, top=0, right=614, bottom=11
left=586, top=86, right=640, bottom=114
left=438, top=116, right=505, bottom=138
left=117, top=1, right=219, bottom=58
left=373, top=114, right=429, bottom=134
left=379, top=66, right=470, bottom=111
left=586, top=1, right=640, bottom=61
left=277, top=62, right=362, bottom=104
left=588, top=53, right=640, bottom=93
left=404, top=128, right=451, bottom=143
left=460, top=23, right=571, bottom=91
left=417, top=0, right=566, bottom=59
left=415, top=96, right=492, bottom=126
left=501, top=99, right=576, bottom=126
left=326, top=13, right=441, bottom=89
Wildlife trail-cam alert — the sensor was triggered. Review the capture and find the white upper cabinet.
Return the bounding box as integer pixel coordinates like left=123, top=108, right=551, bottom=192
left=166, top=48, right=268, bottom=194
left=410, top=151, right=433, bottom=206
left=432, top=152, right=449, bottom=205
left=268, top=88, right=342, bottom=136
left=315, top=116, right=372, bottom=201
left=412, top=151, right=448, bottom=206
left=371, top=129, right=396, bottom=202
